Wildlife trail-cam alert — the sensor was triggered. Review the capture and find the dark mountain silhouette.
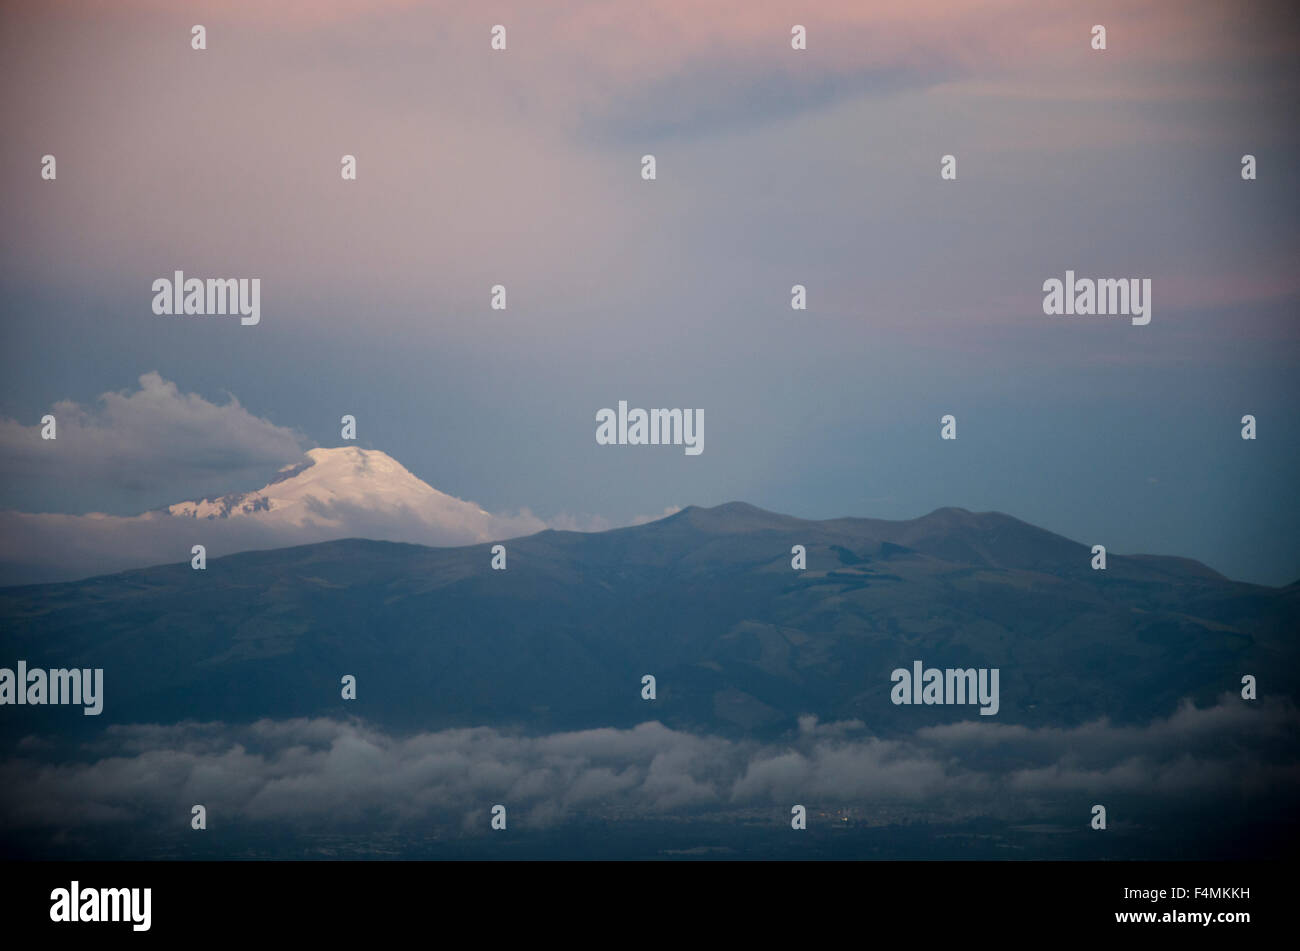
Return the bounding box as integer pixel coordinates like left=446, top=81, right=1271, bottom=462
left=1, top=503, right=1294, bottom=737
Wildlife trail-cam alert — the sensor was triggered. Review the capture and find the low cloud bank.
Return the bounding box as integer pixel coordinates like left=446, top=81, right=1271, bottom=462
left=2, top=695, right=1294, bottom=834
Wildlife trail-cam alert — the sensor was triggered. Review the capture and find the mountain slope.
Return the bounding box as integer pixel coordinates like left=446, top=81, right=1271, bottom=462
left=1, top=503, right=1293, bottom=738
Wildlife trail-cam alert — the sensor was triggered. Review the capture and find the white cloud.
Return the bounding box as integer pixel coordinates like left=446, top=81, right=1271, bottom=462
left=0, top=372, right=306, bottom=512
left=2, top=696, right=1294, bottom=835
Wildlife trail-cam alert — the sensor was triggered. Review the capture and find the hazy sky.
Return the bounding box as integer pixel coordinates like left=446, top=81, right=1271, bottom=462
left=1, top=0, right=1298, bottom=583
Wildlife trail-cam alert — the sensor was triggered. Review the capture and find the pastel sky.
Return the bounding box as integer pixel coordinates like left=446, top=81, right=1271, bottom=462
left=1, top=0, right=1298, bottom=583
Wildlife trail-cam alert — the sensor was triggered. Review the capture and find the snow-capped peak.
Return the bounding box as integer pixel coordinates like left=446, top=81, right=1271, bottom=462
left=164, top=447, right=493, bottom=526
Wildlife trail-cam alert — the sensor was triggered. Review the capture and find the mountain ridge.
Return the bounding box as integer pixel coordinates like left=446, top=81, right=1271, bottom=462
left=3, top=498, right=1292, bottom=740
left=0, top=499, right=1240, bottom=592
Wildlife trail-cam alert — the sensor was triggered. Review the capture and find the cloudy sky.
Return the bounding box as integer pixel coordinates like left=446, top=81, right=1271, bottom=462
left=1, top=0, right=1298, bottom=583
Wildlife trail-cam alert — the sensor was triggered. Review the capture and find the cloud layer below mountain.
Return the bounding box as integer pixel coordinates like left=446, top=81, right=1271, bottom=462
left=3, top=695, right=1292, bottom=836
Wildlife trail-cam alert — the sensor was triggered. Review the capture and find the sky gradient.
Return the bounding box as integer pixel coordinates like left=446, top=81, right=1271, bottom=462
left=1, top=0, right=1298, bottom=584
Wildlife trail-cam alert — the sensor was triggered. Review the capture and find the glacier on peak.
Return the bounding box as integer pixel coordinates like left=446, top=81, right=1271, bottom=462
left=163, top=447, right=495, bottom=525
